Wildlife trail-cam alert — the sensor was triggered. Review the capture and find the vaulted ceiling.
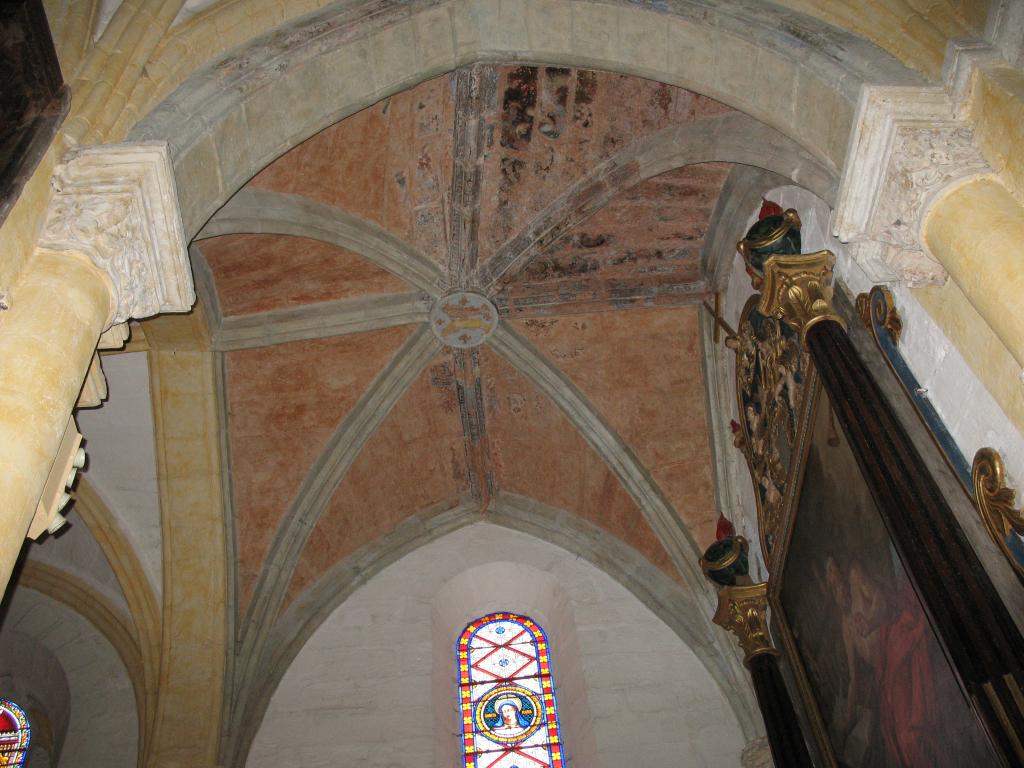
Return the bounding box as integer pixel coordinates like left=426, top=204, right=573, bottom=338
left=192, top=65, right=733, bottom=618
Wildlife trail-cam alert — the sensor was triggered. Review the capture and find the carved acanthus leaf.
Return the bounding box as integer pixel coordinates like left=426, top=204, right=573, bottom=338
left=38, top=143, right=194, bottom=327
left=870, top=123, right=987, bottom=251
left=833, top=86, right=989, bottom=287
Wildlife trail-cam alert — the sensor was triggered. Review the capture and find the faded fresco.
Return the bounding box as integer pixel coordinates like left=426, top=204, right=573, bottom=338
left=779, top=392, right=995, bottom=767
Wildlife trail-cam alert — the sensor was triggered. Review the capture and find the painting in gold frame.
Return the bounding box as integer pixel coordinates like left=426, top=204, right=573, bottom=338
left=769, top=377, right=997, bottom=767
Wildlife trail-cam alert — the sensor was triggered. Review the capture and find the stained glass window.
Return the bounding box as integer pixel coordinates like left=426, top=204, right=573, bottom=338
left=457, top=612, right=564, bottom=768
left=0, top=699, right=30, bottom=767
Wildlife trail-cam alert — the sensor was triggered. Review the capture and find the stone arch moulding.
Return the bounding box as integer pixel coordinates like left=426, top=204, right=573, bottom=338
left=222, top=494, right=760, bottom=767
left=128, top=0, right=923, bottom=239
left=6, top=577, right=141, bottom=768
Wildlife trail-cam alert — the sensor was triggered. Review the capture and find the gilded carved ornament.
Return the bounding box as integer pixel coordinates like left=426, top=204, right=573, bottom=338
left=736, top=204, right=843, bottom=341
left=712, top=582, right=778, bottom=666
left=756, top=250, right=844, bottom=342
left=727, top=306, right=806, bottom=565
left=855, top=285, right=902, bottom=345
left=972, top=448, right=1024, bottom=581
left=728, top=204, right=824, bottom=567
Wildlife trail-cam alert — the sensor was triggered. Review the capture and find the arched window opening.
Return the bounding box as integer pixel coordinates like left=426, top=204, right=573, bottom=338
left=457, top=612, right=564, bottom=768
left=0, top=699, right=30, bottom=767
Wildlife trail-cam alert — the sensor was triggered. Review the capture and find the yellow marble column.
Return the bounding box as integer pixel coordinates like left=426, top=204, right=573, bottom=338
left=0, top=143, right=194, bottom=599
left=0, top=248, right=111, bottom=592
left=923, top=177, right=1024, bottom=371
left=145, top=309, right=227, bottom=768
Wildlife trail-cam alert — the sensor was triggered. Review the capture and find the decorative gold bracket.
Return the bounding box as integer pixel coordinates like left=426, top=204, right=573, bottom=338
left=757, top=250, right=845, bottom=342
left=712, top=582, right=779, bottom=666
left=972, top=448, right=1024, bottom=580
left=855, top=285, right=903, bottom=344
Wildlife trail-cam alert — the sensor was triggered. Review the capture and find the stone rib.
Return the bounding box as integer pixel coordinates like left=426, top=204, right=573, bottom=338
left=447, top=64, right=497, bottom=285
left=487, top=321, right=712, bottom=610
left=494, top=279, right=710, bottom=318
left=225, top=499, right=477, bottom=767
left=188, top=243, right=224, bottom=327
left=226, top=493, right=760, bottom=766
left=213, top=292, right=431, bottom=351
left=200, top=188, right=446, bottom=296
left=230, top=325, right=441, bottom=725
left=476, top=112, right=837, bottom=292
left=453, top=348, right=495, bottom=508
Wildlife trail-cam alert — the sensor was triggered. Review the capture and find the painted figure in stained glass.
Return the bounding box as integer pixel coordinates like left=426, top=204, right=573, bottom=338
left=457, top=612, right=564, bottom=768
left=0, top=699, right=30, bottom=767
left=497, top=701, right=527, bottom=733
left=477, top=685, right=540, bottom=743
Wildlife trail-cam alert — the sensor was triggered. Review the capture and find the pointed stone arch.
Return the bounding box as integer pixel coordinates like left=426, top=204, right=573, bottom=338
left=225, top=494, right=758, bottom=767
left=129, top=0, right=920, bottom=238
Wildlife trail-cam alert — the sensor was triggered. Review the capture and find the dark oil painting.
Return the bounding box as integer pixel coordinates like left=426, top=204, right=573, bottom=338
left=779, top=392, right=995, bottom=767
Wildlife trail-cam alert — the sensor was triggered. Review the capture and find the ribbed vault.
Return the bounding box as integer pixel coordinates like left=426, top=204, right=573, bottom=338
left=181, top=63, right=842, bottom=765
left=0, top=0, right=1006, bottom=765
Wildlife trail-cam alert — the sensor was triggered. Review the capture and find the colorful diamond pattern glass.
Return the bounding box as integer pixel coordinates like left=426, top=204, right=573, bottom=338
left=0, top=699, right=30, bottom=767
left=458, top=613, right=564, bottom=768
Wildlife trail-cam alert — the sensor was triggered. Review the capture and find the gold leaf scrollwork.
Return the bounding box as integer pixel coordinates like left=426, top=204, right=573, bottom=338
left=712, top=583, right=778, bottom=665
left=856, top=285, right=903, bottom=345
left=855, top=292, right=871, bottom=329
left=972, top=447, right=1024, bottom=579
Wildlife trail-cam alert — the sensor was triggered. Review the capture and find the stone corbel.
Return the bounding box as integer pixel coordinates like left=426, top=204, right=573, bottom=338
left=76, top=323, right=132, bottom=408
left=37, top=143, right=194, bottom=408
left=832, top=85, right=989, bottom=287
left=78, top=354, right=107, bottom=408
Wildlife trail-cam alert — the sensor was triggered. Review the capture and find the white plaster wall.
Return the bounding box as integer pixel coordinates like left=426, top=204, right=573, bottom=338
left=1, top=589, right=138, bottom=768
left=247, top=523, right=744, bottom=768
left=76, top=351, right=162, bottom=597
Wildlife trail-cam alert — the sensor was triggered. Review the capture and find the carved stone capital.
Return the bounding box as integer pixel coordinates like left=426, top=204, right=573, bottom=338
left=833, top=85, right=989, bottom=287
left=712, top=583, right=777, bottom=665
left=38, top=143, right=194, bottom=328
left=757, top=250, right=843, bottom=340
